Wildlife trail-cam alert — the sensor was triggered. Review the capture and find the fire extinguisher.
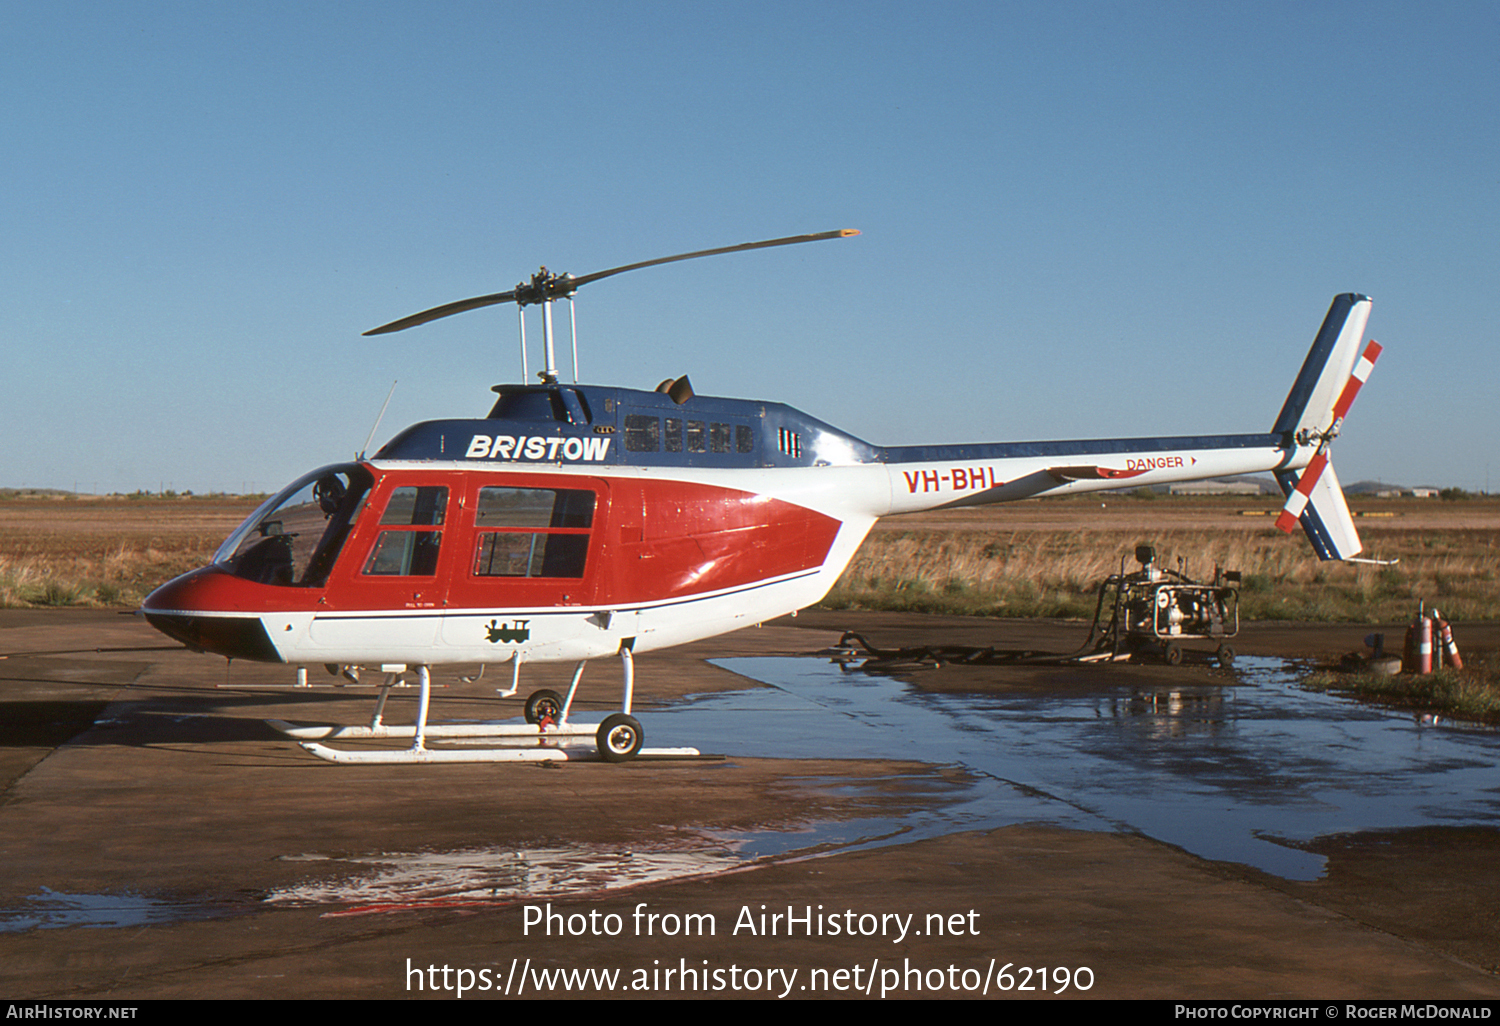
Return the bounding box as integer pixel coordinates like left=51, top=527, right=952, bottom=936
left=1433, top=611, right=1463, bottom=670
left=1404, top=606, right=1433, bottom=674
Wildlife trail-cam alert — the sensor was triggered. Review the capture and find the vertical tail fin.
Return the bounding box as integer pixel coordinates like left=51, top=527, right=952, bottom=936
left=1275, top=459, right=1363, bottom=560
left=1272, top=294, right=1373, bottom=440
left=1272, top=295, right=1380, bottom=561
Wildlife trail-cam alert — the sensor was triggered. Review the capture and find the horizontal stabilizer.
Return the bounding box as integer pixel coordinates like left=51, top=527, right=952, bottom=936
left=1275, top=459, right=1362, bottom=561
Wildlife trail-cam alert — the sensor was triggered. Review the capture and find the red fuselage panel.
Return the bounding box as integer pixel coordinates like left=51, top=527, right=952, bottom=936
left=145, top=470, right=844, bottom=616
left=592, top=479, right=843, bottom=605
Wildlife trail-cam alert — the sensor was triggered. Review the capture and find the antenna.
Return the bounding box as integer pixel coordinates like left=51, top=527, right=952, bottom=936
left=357, top=380, right=398, bottom=460
left=363, top=230, right=861, bottom=386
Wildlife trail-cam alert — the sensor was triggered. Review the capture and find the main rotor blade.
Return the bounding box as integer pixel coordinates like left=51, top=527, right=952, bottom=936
left=565, top=228, right=861, bottom=290
left=363, top=287, right=519, bottom=336
left=361, top=229, right=859, bottom=336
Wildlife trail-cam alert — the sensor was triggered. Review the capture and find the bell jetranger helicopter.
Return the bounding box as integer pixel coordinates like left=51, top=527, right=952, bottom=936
left=141, top=230, right=1381, bottom=764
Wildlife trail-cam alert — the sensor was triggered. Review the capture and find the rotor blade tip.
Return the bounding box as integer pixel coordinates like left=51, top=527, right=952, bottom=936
left=839, top=229, right=861, bottom=237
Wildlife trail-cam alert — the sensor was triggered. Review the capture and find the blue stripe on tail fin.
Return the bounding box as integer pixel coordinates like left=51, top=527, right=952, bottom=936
left=1272, top=294, right=1372, bottom=439
left=1276, top=462, right=1363, bottom=561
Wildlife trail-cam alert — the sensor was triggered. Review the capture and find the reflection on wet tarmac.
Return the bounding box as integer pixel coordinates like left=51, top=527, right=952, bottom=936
left=267, top=846, right=744, bottom=914
left=652, top=656, right=1500, bottom=881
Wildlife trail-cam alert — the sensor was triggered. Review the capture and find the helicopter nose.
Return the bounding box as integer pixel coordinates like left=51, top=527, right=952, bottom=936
left=141, top=567, right=283, bottom=662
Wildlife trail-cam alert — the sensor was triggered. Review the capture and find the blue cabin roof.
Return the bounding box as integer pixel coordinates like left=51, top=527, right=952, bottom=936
left=374, top=384, right=881, bottom=469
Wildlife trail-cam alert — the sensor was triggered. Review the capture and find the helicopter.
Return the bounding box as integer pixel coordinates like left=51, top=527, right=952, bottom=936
left=140, top=230, right=1380, bottom=764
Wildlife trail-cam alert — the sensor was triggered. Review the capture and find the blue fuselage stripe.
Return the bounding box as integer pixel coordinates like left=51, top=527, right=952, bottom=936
left=879, top=432, right=1281, bottom=465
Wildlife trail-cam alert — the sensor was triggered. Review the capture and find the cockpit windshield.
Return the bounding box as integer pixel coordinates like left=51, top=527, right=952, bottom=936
left=214, top=464, right=373, bottom=587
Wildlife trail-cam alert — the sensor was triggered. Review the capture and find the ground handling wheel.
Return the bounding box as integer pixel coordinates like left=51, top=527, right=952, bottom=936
left=597, top=713, right=644, bottom=763
left=1216, top=644, right=1236, bottom=669
left=1164, top=642, right=1183, bottom=666
left=524, top=689, right=564, bottom=725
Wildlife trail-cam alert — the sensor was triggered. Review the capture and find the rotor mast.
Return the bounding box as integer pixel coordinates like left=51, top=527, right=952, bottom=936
left=514, top=266, right=576, bottom=385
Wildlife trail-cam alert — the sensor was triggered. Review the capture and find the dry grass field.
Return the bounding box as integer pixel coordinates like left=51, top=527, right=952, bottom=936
left=831, top=493, right=1500, bottom=624
left=0, top=496, right=258, bottom=608
left=1, top=492, right=1496, bottom=626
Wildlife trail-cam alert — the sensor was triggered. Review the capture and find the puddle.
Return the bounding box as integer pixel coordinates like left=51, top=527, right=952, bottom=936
left=0, top=887, right=230, bottom=932
left=638, top=656, right=1500, bottom=881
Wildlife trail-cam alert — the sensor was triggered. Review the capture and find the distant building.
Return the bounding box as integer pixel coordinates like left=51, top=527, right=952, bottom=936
left=1345, top=480, right=1442, bottom=498
left=1366, top=487, right=1437, bottom=498
left=1168, top=479, right=1268, bottom=496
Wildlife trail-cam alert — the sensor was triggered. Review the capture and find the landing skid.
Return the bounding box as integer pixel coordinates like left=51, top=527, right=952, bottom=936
left=267, top=720, right=602, bottom=741
left=297, top=741, right=707, bottom=765
left=269, top=648, right=708, bottom=765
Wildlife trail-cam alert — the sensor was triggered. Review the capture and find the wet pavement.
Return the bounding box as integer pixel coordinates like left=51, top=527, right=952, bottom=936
left=636, top=655, right=1500, bottom=880
left=2, top=608, right=1499, bottom=999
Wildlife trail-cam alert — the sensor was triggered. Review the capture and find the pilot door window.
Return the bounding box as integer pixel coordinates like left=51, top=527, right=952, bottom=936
left=472, top=486, right=594, bottom=578
left=221, top=466, right=371, bottom=587
left=362, top=486, right=447, bottom=576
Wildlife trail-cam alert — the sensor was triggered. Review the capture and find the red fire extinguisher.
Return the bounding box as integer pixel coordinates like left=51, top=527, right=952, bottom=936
left=1404, top=605, right=1433, bottom=674
left=1434, top=611, right=1463, bottom=670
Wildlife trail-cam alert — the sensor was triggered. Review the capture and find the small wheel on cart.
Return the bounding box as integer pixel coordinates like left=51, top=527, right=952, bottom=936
left=524, top=688, right=564, bottom=725
left=597, top=713, right=644, bottom=763
left=1164, top=642, right=1183, bottom=666
left=1215, top=644, right=1236, bottom=669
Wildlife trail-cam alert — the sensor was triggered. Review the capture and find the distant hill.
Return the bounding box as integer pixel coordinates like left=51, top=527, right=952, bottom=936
left=0, top=488, right=76, bottom=499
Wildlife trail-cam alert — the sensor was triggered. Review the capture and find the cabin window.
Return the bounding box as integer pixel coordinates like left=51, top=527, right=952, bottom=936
left=710, top=422, right=731, bottom=453
left=736, top=424, right=755, bottom=453
left=624, top=414, right=659, bottom=452
left=686, top=420, right=706, bottom=452
left=475, top=487, right=593, bottom=529
left=363, top=530, right=443, bottom=576
left=473, top=486, right=595, bottom=578
left=474, top=532, right=588, bottom=578
left=379, top=486, right=447, bottom=526
left=664, top=417, right=683, bottom=453
left=363, top=486, right=447, bottom=576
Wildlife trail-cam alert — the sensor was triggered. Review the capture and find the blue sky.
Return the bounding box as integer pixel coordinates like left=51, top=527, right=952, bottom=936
left=4, top=1, right=1496, bottom=494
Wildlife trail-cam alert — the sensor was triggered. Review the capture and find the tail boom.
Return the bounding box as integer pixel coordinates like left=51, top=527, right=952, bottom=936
left=879, top=433, right=1285, bottom=515
left=873, top=294, right=1381, bottom=565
